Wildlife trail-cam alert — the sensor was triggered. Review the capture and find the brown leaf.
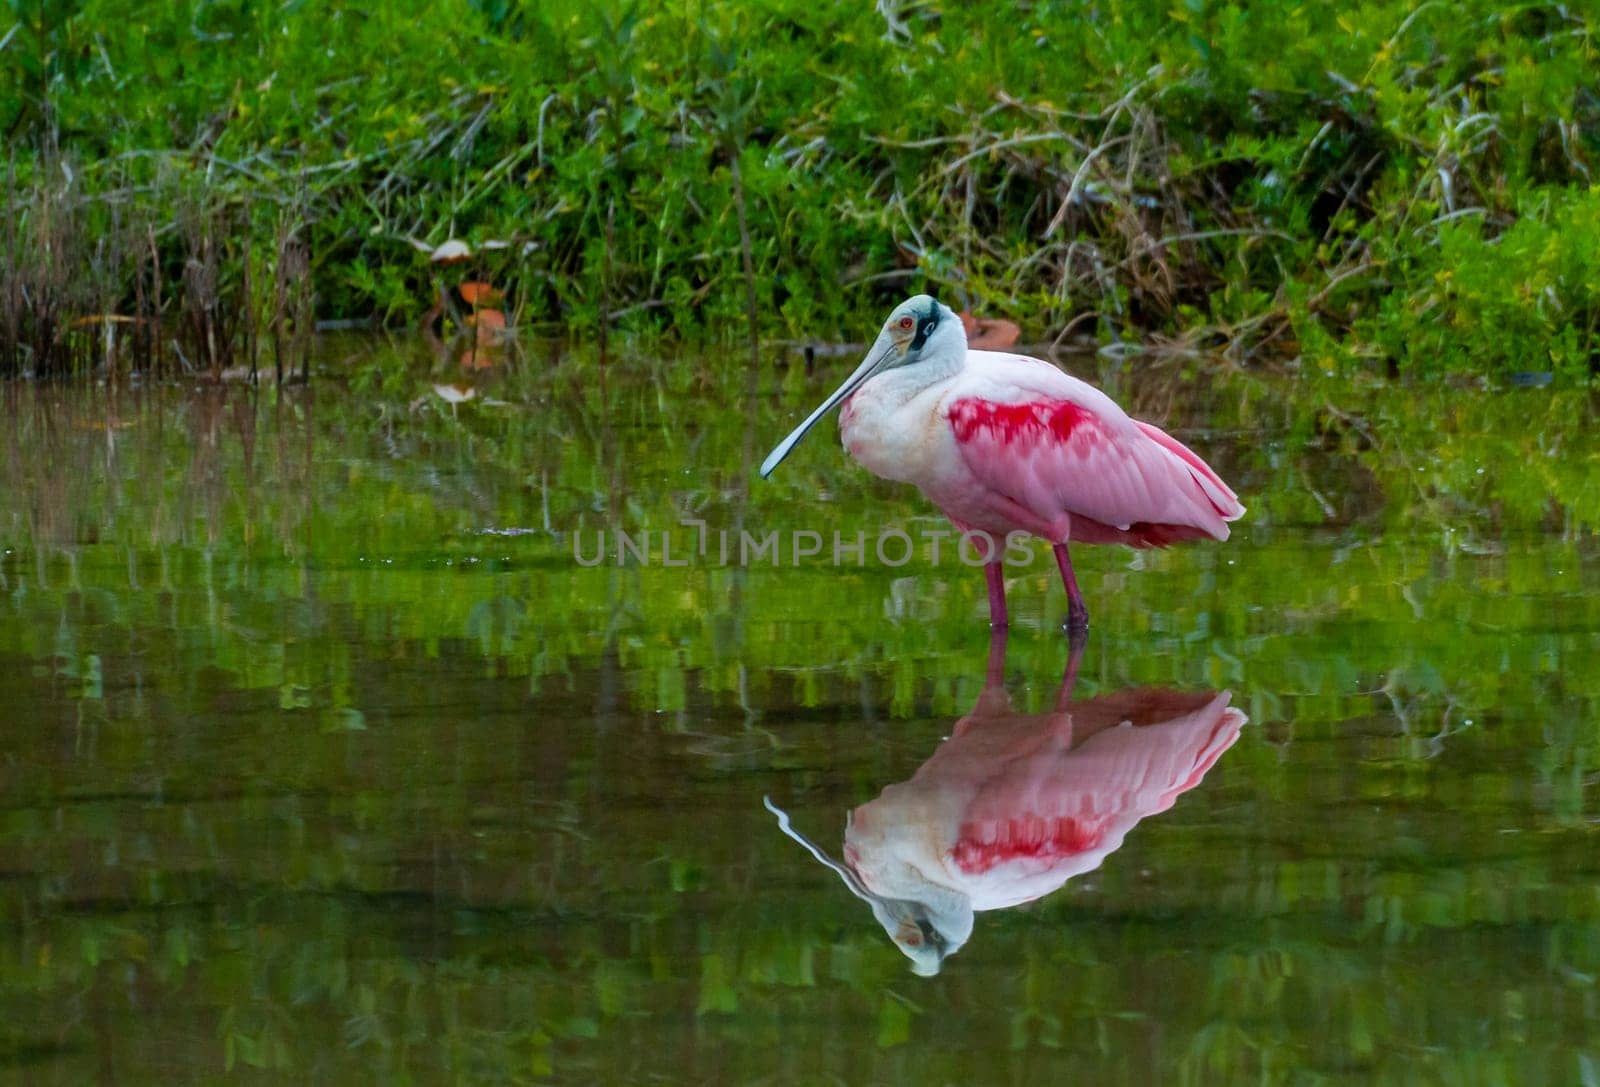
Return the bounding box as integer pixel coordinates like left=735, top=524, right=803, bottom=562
left=71, top=314, right=144, bottom=327
left=960, top=311, right=1021, bottom=350
left=458, top=281, right=503, bottom=306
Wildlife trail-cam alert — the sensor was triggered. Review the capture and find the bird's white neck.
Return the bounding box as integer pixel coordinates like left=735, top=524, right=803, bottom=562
left=869, top=321, right=968, bottom=402
left=853, top=353, right=956, bottom=411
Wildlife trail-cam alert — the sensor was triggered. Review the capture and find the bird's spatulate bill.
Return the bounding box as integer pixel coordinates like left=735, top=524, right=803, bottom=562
left=759, top=341, right=892, bottom=478
left=761, top=797, right=881, bottom=904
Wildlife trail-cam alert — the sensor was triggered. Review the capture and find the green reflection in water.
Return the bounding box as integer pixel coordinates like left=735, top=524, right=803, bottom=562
left=1, top=340, right=1598, bottom=1083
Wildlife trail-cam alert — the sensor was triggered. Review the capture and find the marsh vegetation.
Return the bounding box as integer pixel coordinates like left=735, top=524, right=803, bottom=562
left=3, top=1, right=1597, bottom=379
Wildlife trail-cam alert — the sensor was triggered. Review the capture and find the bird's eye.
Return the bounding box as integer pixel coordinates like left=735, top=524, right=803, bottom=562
left=899, top=316, right=914, bottom=330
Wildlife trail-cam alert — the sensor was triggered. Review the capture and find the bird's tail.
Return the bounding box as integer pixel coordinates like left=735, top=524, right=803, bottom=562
left=1134, top=420, right=1245, bottom=522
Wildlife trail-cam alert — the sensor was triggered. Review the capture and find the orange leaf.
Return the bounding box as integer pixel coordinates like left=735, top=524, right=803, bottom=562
left=960, top=311, right=1020, bottom=350
left=458, top=281, right=503, bottom=306
left=71, top=314, right=143, bottom=327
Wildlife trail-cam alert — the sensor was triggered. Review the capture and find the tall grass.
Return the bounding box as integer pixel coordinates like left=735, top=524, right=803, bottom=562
left=0, top=154, right=316, bottom=379
left=3, top=0, right=1597, bottom=379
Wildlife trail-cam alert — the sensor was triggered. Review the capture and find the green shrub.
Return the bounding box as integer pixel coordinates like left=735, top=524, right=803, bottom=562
left=3, top=0, right=1596, bottom=378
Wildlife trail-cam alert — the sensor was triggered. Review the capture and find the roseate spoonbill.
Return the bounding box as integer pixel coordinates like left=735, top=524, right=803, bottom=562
left=760, top=295, right=1244, bottom=631
left=764, top=631, right=1245, bottom=976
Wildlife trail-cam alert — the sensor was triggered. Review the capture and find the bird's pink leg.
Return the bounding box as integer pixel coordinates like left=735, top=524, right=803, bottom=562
left=1052, top=542, right=1090, bottom=634
left=983, top=559, right=1009, bottom=629
left=1054, top=635, right=1086, bottom=710
left=983, top=624, right=1008, bottom=689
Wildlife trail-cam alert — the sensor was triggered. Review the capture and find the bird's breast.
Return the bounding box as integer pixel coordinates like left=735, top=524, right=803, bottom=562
left=839, top=376, right=955, bottom=486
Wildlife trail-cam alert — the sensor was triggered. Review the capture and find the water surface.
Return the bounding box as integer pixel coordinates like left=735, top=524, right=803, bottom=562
left=2, top=341, right=1598, bottom=1083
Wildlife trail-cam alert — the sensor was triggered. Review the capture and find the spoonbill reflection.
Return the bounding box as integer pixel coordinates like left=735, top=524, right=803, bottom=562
left=764, top=634, right=1245, bottom=976
left=761, top=295, right=1244, bottom=630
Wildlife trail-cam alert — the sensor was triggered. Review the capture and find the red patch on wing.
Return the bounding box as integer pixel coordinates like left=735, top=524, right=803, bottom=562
left=949, top=398, right=1093, bottom=446
left=951, top=813, right=1111, bottom=874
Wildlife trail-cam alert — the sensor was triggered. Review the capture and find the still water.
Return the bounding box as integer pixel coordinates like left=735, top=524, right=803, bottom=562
left=2, top=340, right=1598, bottom=1083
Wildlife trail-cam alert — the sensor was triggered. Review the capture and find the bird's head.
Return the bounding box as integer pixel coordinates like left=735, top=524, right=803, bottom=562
left=879, top=899, right=964, bottom=977
left=760, top=294, right=965, bottom=478
left=762, top=797, right=972, bottom=977
left=880, top=294, right=964, bottom=363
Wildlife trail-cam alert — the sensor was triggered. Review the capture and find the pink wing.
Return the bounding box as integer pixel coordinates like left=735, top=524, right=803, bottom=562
left=950, top=692, right=1245, bottom=879
left=945, top=355, right=1243, bottom=545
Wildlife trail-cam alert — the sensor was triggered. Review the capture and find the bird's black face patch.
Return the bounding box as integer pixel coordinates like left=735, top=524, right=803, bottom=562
left=909, top=305, right=939, bottom=352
